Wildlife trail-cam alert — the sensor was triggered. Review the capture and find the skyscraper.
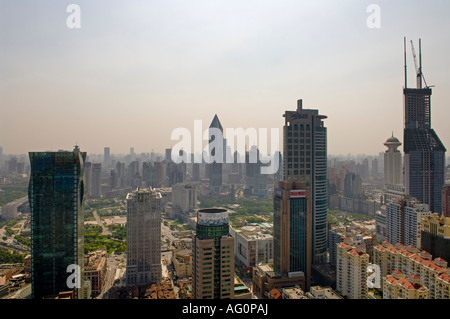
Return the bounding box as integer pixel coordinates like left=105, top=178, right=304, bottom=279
left=273, top=181, right=312, bottom=291
left=207, top=114, right=224, bottom=194
left=126, top=187, right=162, bottom=286
left=28, top=145, right=87, bottom=299
left=84, top=161, right=92, bottom=197
left=384, top=134, right=402, bottom=186
left=91, top=163, right=102, bottom=198
left=403, top=38, right=446, bottom=213
left=103, top=147, right=110, bottom=166
left=283, top=99, right=327, bottom=263
left=192, top=208, right=234, bottom=299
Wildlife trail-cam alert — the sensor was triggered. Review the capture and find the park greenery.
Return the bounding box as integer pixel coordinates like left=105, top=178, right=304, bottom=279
left=327, top=209, right=375, bottom=225
left=84, top=224, right=126, bottom=255
left=199, top=197, right=273, bottom=225
left=0, top=249, right=25, bottom=264
left=0, top=182, right=28, bottom=207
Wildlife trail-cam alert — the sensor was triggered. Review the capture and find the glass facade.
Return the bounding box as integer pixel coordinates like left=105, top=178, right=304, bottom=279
left=289, top=197, right=308, bottom=272
left=28, top=150, right=86, bottom=299
left=283, top=100, right=328, bottom=263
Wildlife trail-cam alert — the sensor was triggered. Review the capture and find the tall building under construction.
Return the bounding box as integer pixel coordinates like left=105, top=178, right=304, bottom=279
left=403, top=37, right=446, bottom=213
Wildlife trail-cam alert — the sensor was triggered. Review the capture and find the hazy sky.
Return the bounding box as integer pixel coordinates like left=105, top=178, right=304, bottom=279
left=1, top=0, right=450, bottom=157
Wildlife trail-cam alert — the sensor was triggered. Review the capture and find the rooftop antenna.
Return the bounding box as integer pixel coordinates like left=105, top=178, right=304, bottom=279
left=419, top=38, right=422, bottom=89
left=404, top=36, right=407, bottom=89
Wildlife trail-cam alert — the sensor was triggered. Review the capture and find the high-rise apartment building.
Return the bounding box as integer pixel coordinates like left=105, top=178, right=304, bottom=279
left=126, top=187, right=162, bottom=286
left=374, top=241, right=450, bottom=299
left=192, top=208, right=234, bottom=299
left=273, top=181, right=312, bottom=290
left=28, top=145, right=87, bottom=299
left=403, top=38, right=446, bottom=213
left=383, top=134, right=402, bottom=186
left=336, top=239, right=369, bottom=299
left=91, top=163, right=102, bottom=198
left=386, top=197, right=432, bottom=249
left=283, top=99, right=327, bottom=263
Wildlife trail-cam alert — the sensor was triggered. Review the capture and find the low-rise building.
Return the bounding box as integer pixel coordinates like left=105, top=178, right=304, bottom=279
left=84, top=249, right=107, bottom=298
left=252, top=264, right=306, bottom=299
left=173, top=249, right=191, bottom=278
left=230, top=224, right=273, bottom=272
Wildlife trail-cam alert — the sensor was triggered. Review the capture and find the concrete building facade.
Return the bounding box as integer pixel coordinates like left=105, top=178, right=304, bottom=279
left=126, top=187, right=162, bottom=286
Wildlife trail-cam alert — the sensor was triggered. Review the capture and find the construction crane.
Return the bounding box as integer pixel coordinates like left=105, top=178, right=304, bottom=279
left=410, top=39, right=434, bottom=89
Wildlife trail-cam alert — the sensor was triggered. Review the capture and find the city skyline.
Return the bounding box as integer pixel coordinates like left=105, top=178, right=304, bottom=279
left=2, top=1, right=450, bottom=156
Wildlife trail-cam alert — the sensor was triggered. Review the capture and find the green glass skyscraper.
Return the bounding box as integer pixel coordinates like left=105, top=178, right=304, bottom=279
left=28, top=145, right=86, bottom=299
left=273, top=181, right=312, bottom=291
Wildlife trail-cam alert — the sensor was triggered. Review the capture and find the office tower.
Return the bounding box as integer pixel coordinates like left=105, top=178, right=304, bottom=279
left=128, top=160, right=142, bottom=189
left=8, top=157, right=18, bottom=174
left=166, top=160, right=186, bottom=187
left=91, top=163, right=102, bottom=198
left=386, top=197, right=432, bottom=249
left=84, top=162, right=92, bottom=197
left=384, top=134, right=402, bottom=185
left=360, top=158, right=369, bottom=181
left=245, top=146, right=270, bottom=198
left=442, top=185, right=450, bottom=218
left=374, top=241, right=449, bottom=299
left=192, top=162, right=200, bottom=181
left=172, top=184, right=197, bottom=217
left=109, top=170, right=117, bottom=190
left=283, top=99, right=327, bottom=263
left=126, top=187, right=162, bottom=286
left=28, top=145, right=87, bottom=299
left=343, top=172, right=363, bottom=198
left=115, top=161, right=125, bottom=188
left=421, top=213, right=450, bottom=262
left=371, top=158, right=379, bottom=179
left=273, top=181, right=312, bottom=291
left=403, top=38, right=446, bottom=213
left=336, top=239, right=369, bottom=299
left=103, top=147, right=110, bottom=166
left=208, top=114, right=224, bottom=194
left=142, top=162, right=160, bottom=188
left=130, top=147, right=135, bottom=161
left=192, top=208, right=234, bottom=299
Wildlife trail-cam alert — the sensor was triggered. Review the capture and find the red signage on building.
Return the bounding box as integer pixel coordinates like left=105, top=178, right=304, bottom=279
left=290, top=190, right=306, bottom=198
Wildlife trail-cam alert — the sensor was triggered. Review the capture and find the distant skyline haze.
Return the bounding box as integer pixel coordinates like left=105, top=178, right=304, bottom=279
left=1, top=1, right=450, bottom=157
